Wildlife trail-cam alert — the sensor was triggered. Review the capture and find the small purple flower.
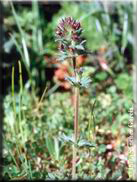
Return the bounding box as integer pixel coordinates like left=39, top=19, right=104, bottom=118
left=55, top=17, right=83, bottom=52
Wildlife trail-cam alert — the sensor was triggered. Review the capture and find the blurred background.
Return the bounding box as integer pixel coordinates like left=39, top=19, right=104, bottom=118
left=2, top=0, right=134, bottom=180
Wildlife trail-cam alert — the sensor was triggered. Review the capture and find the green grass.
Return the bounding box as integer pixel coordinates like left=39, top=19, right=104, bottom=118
left=3, top=61, right=132, bottom=180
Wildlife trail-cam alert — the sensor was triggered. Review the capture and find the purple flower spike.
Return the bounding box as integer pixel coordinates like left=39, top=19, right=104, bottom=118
left=55, top=17, right=82, bottom=45
left=55, top=17, right=85, bottom=60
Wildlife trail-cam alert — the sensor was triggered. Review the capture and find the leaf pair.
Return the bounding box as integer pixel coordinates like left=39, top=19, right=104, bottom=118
left=59, top=133, right=96, bottom=148
left=65, top=76, right=92, bottom=88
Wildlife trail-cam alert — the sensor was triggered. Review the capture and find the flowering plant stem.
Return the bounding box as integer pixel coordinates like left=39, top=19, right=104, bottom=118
left=55, top=17, right=92, bottom=179
left=72, top=57, right=79, bottom=179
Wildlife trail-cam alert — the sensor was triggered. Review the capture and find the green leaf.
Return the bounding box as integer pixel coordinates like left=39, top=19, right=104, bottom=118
left=57, top=52, right=70, bottom=62
left=121, top=13, right=128, bottom=53
left=77, top=139, right=96, bottom=148
left=80, top=77, right=92, bottom=88
left=95, top=72, right=107, bottom=81
left=80, top=40, right=87, bottom=45
left=115, top=73, right=133, bottom=99
left=112, top=170, right=122, bottom=179
left=59, top=133, right=74, bottom=144
left=115, top=73, right=131, bottom=90
left=65, top=76, right=80, bottom=87
left=46, top=137, right=55, bottom=158
left=54, top=137, right=60, bottom=161
left=48, top=173, right=56, bottom=179
left=65, top=76, right=92, bottom=88
left=98, top=144, right=106, bottom=154
left=4, top=39, right=14, bottom=53
left=75, top=44, right=85, bottom=50
left=11, top=2, right=30, bottom=69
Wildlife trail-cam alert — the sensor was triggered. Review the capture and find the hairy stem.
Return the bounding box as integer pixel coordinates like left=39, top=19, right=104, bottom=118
left=74, top=87, right=79, bottom=141
left=72, top=56, right=79, bottom=179
left=72, top=142, right=77, bottom=179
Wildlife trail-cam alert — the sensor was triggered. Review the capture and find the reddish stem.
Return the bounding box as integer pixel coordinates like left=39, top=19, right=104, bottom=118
left=72, top=56, right=79, bottom=179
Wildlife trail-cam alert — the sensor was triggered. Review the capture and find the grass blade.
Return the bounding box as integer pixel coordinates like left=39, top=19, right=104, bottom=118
left=11, top=2, right=30, bottom=68
left=11, top=66, right=16, bottom=116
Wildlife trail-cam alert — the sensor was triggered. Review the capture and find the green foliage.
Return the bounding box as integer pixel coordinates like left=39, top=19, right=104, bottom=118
left=115, top=73, right=132, bottom=99
left=4, top=1, right=49, bottom=91
left=98, top=144, right=106, bottom=154
left=46, top=137, right=60, bottom=161
left=3, top=73, right=131, bottom=179
left=3, top=1, right=133, bottom=92
left=95, top=72, right=107, bottom=81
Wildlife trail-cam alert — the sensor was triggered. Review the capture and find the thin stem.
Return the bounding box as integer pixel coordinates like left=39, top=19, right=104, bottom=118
left=72, top=143, right=77, bottom=179
left=72, top=56, right=79, bottom=141
left=74, top=87, right=79, bottom=141
left=72, top=56, right=76, bottom=76
left=72, top=56, right=79, bottom=179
